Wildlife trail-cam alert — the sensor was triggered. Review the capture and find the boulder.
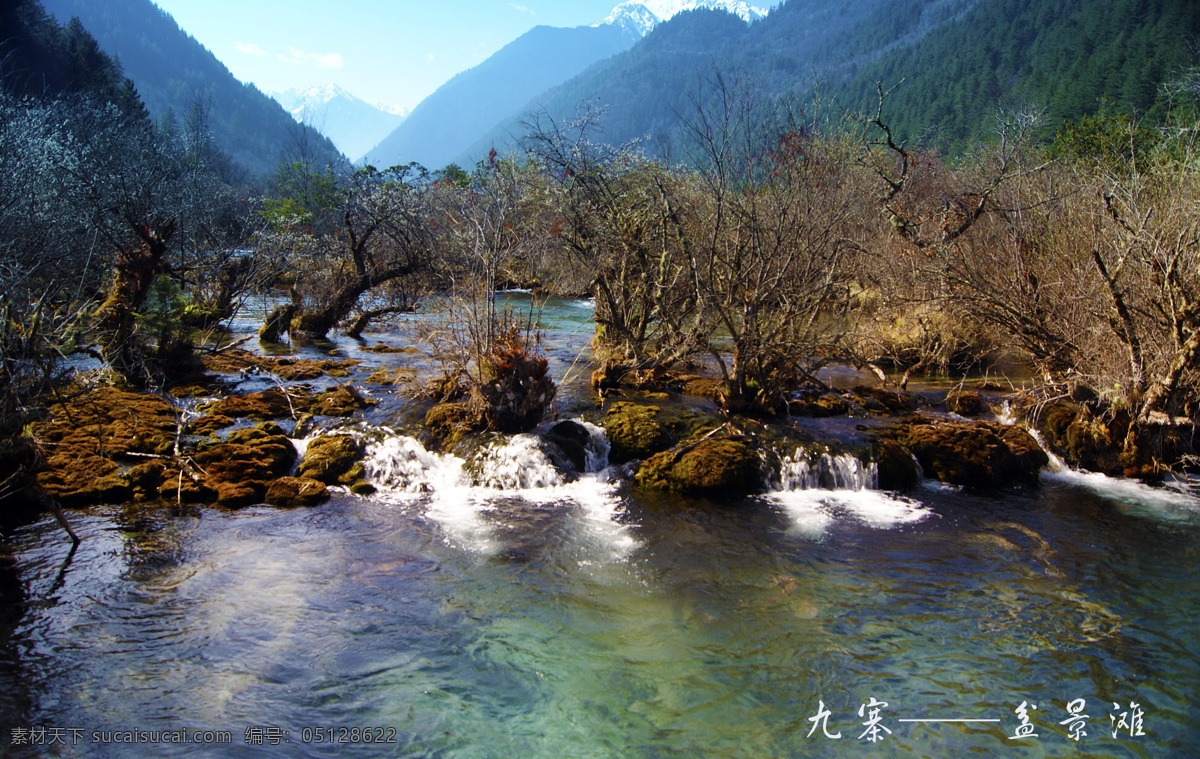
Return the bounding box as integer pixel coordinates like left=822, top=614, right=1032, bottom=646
left=265, top=476, right=329, bottom=507
left=893, top=418, right=1048, bottom=489
left=945, top=389, right=985, bottom=416
left=297, top=435, right=364, bottom=486
left=636, top=438, right=761, bottom=496
left=602, top=402, right=671, bottom=464
left=424, top=402, right=480, bottom=452
left=543, top=420, right=593, bottom=472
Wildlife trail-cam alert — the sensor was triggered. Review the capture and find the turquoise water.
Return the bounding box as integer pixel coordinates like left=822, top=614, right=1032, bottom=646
left=1, top=297, right=1198, bottom=757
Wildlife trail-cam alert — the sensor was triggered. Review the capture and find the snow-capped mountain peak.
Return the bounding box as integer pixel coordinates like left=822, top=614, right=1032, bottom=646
left=269, top=84, right=409, bottom=163
left=597, top=0, right=769, bottom=36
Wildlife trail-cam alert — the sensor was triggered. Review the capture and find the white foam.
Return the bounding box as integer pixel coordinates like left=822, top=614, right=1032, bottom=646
left=361, top=424, right=636, bottom=557
left=770, top=488, right=931, bottom=534
left=770, top=450, right=932, bottom=535
left=1043, top=466, right=1200, bottom=518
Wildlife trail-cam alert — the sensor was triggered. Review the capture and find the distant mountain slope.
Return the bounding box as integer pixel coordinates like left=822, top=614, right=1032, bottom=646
left=273, top=84, right=407, bottom=163
left=40, top=0, right=345, bottom=178
left=364, top=22, right=639, bottom=170
left=465, top=0, right=1200, bottom=161
left=461, top=0, right=896, bottom=162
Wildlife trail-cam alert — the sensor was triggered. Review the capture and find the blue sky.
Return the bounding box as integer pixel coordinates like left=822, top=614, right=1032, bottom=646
left=151, top=1, right=622, bottom=111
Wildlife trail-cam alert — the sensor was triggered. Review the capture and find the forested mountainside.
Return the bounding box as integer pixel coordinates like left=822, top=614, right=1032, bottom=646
left=465, top=0, right=1200, bottom=161
left=38, top=0, right=345, bottom=178
left=0, top=0, right=144, bottom=114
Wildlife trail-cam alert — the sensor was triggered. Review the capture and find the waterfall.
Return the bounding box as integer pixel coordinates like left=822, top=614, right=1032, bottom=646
left=777, top=450, right=878, bottom=491
left=358, top=421, right=635, bottom=557
left=769, top=448, right=930, bottom=535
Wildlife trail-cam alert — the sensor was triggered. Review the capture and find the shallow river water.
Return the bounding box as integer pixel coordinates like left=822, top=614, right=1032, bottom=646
left=1, top=297, right=1198, bottom=757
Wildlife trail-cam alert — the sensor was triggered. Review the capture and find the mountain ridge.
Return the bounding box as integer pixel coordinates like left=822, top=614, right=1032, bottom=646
left=39, top=0, right=346, bottom=179
left=272, top=83, right=408, bottom=163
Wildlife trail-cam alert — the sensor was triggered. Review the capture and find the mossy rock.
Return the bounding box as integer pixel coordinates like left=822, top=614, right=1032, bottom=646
left=168, top=384, right=212, bottom=398
left=32, top=386, right=180, bottom=504
left=297, top=435, right=363, bottom=485
left=213, top=480, right=266, bottom=508
left=311, top=385, right=376, bottom=416
left=895, top=418, right=1047, bottom=490
left=679, top=378, right=721, bottom=400
left=191, top=422, right=298, bottom=507
left=787, top=392, right=851, bottom=417
left=870, top=438, right=920, bottom=490
left=38, top=454, right=126, bottom=506
left=190, top=414, right=235, bottom=435
left=636, top=438, right=761, bottom=496
left=946, top=390, right=985, bottom=416
left=265, top=476, right=329, bottom=507
left=366, top=368, right=416, bottom=386
left=157, top=472, right=214, bottom=503
left=202, top=388, right=310, bottom=421
left=602, top=402, right=672, bottom=464
left=852, top=385, right=916, bottom=414
left=201, top=349, right=359, bottom=380
left=1037, top=401, right=1124, bottom=475
left=125, top=461, right=167, bottom=500
left=424, top=402, right=480, bottom=452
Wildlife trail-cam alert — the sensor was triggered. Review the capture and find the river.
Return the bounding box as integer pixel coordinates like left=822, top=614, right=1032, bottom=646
left=1, top=296, right=1197, bottom=757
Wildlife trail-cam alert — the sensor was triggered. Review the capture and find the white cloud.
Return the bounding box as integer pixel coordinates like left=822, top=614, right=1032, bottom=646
left=427, top=53, right=435, bottom=63
left=508, top=3, right=535, bottom=14
left=235, top=42, right=268, bottom=57
left=279, top=47, right=345, bottom=69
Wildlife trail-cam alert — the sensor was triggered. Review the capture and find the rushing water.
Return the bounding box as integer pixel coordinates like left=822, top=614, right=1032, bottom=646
left=2, top=298, right=1199, bottom=757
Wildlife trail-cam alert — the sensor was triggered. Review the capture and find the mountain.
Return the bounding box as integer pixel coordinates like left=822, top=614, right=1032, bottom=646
left=38, top=0, right=346, bottom=179
left=463, top=0, right=1200, bottom=161
left=272, top=84, right=408, bottom=163
left=363, top=22, right=641, bottom=171
left=600, top=0, right=768, bottom=35
left=364, top=0, right=770, bottom=171
left=600, top=0, right=769, bottom=36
